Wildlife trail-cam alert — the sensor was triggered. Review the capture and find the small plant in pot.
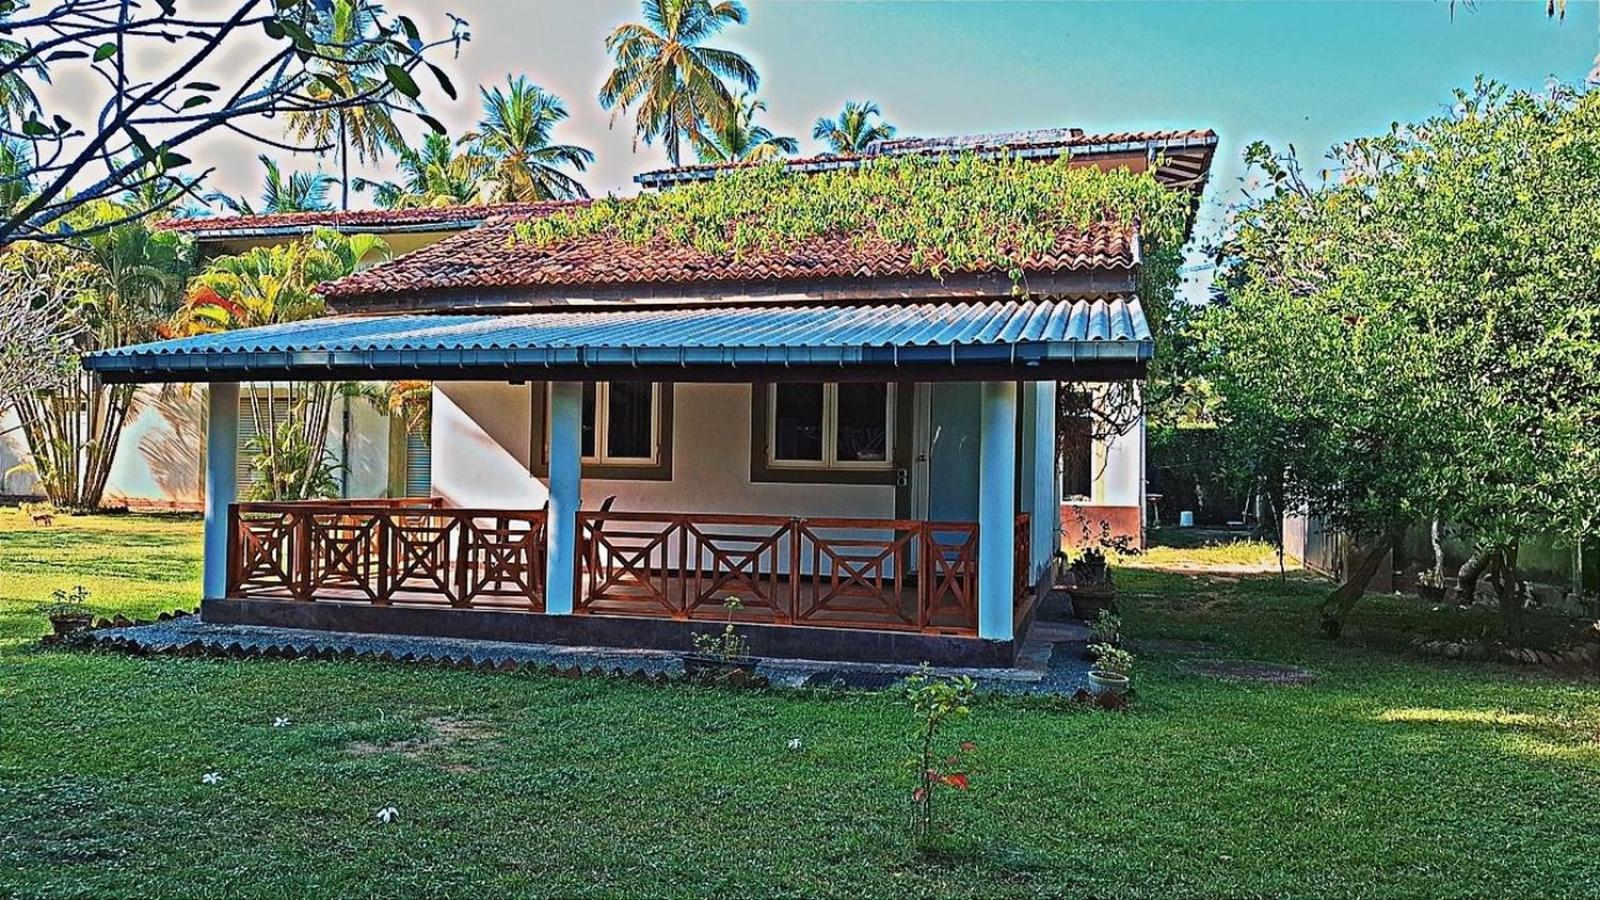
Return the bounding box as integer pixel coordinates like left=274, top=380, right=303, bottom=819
left=684, top=597, right=757, bottom=678
left=39, top=585, right=93, bottom=637
left=1068, top=548, right=1117, bottom=620
left=1086, top=642, right=1134, bottom=698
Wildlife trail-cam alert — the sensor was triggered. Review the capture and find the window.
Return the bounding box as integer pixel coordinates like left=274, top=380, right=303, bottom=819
left=768, top=383, right=893, bottom=469
left=551, top=381, right=662, bottom=466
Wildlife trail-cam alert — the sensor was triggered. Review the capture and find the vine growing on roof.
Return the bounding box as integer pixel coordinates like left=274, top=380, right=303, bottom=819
left=516, top=152, right=1197, bottom=442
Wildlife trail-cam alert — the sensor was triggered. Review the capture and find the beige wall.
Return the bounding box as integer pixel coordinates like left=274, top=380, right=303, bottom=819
left=432, top=381, right=898, bottom=518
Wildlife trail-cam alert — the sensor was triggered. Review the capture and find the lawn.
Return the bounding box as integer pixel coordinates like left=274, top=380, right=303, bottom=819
left=3, top=513, right=1599, bottom=898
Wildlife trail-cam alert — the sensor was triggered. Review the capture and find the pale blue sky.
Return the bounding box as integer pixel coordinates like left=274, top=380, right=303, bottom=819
left=193, top=0, right=1599, bottom=236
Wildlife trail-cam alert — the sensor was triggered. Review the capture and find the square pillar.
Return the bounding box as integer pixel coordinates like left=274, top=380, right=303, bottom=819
left=203, top=382, right=239, bottom=601
left=1031, top=381, right=1058, bottom=577
left=978, top=381, right=1017, bottom=640
left=544, top=381, right=583, bottom=615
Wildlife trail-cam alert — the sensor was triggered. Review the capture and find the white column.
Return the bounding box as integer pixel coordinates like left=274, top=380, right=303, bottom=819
left=544, top=381, right=583, bottom=615
left=978, top=381, right=1017, bottom=641
left=1031, top=380, right=1058, bottom=578
left=203, top=382, right=239, bottom=601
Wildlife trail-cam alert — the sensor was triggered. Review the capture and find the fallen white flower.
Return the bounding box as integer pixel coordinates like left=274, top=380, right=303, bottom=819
left=786, top=738, right=803, bottom=751
left=201, top=772, right=222, bottom=785
left=376, top=805, right=399, bottom=824
left=273, top=717, right=291, bottom=728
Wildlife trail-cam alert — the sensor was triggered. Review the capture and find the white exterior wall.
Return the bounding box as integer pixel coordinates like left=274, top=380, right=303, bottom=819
left=1095, top=414, right=1145, bottom=508
left=431, top=381, right=897, bottom=518
left=4, top=382, right=396, bottom=509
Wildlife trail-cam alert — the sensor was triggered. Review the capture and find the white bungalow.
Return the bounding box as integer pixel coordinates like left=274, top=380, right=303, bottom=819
left=80, top=127, right=1215, bottom=666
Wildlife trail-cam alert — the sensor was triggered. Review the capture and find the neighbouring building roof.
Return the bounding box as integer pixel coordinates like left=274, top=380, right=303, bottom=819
left=317, top=217, right=1138, bottom=307
left=81, top=295, right=1152, bottom=384
left=635, top=128, right=1218, bottom=190
left=158, top=200, right=588, bottom=241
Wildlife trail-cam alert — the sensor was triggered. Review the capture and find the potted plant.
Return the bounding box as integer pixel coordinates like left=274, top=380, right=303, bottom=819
left=683, top=597, right=757, bottom=678
left=39, top=585, right=93, bottom=637
left=1068, top=547, right=1117, bottom=620
left=1086, top=642, right=1133, bottom=697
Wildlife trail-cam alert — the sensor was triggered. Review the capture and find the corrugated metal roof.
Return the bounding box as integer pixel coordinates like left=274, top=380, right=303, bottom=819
left=82, top=297, right=1151, bottom=382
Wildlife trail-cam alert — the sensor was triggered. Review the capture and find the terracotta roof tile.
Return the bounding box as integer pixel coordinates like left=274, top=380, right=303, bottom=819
left=158, top=200, right=588, bottom=236
left=319, top=214, right=1137, bottom=303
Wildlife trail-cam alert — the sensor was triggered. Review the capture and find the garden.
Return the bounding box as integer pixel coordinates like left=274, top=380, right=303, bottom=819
left=3, top=511, right=1598, bottom=898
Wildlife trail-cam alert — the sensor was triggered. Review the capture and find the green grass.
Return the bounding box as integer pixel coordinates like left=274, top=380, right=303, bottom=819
left=4, top=513, right=1600, bottom=898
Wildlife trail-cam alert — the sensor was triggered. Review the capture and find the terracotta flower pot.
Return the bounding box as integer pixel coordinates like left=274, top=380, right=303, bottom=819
left=48, top=613, right=93, bottom=637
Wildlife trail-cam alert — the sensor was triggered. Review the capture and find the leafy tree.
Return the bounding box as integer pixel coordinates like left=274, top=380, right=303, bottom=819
left=463, top=77, right=592, bottom=202
left=811, top=100, right=895, bottom=155
left=5, top=209, right=196, bottom=509
left=0, top=0, right=464, bottom=243
left=598, top=0, right=758, bottom=166
left=0, top=242, right=90, bottom=401
left=174, top=228, right=388, bottom=500
left=211, top=155, right=335, bottom=215
left=694, top=93, right=796, bottom=163
left=354, top=131, right=485, bottom=208
left=1198, top=81, right=1600, bottom=638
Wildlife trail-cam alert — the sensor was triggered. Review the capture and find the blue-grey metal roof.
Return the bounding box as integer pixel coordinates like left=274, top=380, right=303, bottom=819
left=82, top=297, right=1152, bottom=382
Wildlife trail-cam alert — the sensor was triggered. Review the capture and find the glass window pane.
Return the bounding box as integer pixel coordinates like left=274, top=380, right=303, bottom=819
left=606, top=381, right=655, bottom=460
left=580, top=383, right=596, bottom=459
left=835, top=383, right=889, bottom=462
left=773, top=384, right=824, bottom=461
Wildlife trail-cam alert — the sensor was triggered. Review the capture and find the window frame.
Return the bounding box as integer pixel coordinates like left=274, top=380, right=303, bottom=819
left=765, top=383, right=896, bottom=472
left=531, top=381, right=674, bottom=482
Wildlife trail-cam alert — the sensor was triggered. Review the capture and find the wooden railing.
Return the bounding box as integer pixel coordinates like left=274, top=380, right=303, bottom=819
left=228, top=500, right=548, bottom=610
left=579, top=512, right=979, bottom=634
left=226, top=502, right=1033, bottom=637
left=1014, top=512, right=1033, bottom=619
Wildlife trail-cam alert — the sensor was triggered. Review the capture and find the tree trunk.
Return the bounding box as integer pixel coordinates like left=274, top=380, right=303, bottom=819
left=339, top=112, right=350, bottom=211
left=1319, top=529, right=1397, bottom=638
left=1430, top=518, right=1446, bottom=585
left=1453, top=544, right=1492, bottom=606
left=1493, top=542, right=1526, bottom=646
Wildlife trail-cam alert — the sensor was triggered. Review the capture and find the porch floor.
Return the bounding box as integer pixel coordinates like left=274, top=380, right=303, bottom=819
left=82, top=617, right=1092, bottom=694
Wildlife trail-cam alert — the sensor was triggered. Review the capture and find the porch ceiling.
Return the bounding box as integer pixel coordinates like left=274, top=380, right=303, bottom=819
left=81, top=296, right=1152, bottom=384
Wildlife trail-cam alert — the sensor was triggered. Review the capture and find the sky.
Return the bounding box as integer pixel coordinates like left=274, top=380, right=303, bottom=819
left=177, top=0, right=1598, bottom=242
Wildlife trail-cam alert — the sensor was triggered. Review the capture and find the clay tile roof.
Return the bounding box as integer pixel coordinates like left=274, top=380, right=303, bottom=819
left=635, top=128, right=1218, bottom=187
left=319, top=213, right=1137, bottom=303
left=157, top=200, right=589, bottom=237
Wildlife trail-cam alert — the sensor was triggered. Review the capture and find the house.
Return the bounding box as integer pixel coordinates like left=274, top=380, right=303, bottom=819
left=81, top=126, right=1216, bottom=666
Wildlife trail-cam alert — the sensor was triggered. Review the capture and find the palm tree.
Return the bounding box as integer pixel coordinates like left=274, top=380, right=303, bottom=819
left=175, top=229, right=388, bottom=500
left=211, top=155, right=335, bottom=215
left=812, top=101, right=896, bottom=155
left=285, top=0, right=405, bottom=210
left=598, top=0, right=759, bottom=166
left=354, top=132, right=487, bottom=208
left=0, top=36, right=46, bottom=124
left=463, top=77, right=594, bottom=202
left=694, top=94, right=797, bottom=163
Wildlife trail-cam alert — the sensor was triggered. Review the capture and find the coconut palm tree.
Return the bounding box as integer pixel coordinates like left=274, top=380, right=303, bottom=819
left=0, top=35, right=46, bottom=124
left=811, top=101, right=896, bottom=155
left=210, top=155, right=335, bottom=216
left=694, top=94, right=797, bottom=164
left=285, top=0, right=406, bottom=210
left=598, top=0, right=759, bottom=166
left=463, top=77, right=593, bottom=202
left=354, top=132, right=487, bottom=208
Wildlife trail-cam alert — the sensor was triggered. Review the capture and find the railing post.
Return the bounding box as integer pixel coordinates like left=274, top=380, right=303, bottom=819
left=203, top=383, right=239, bottom=602
left=978, top=381, right=1018, bottom=640
left=545, top=382, right=582, bottom=615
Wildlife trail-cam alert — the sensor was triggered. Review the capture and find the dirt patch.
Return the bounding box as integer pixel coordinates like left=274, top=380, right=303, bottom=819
left=346, top=715, right=499, bottom=766
left=1178, top=659, right=1317, bottom=685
